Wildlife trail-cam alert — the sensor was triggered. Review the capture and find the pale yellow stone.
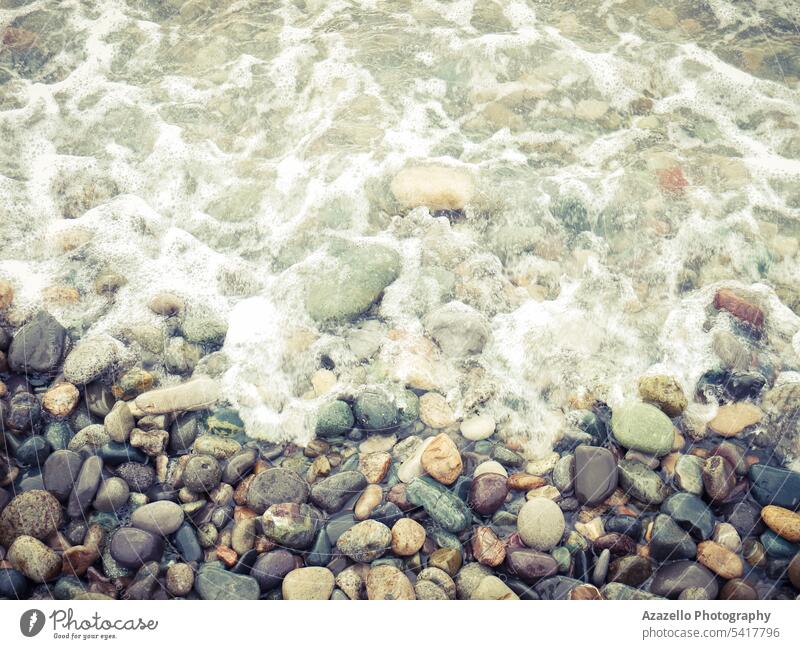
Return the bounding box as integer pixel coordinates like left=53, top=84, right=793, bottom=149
left=709, top=403, right=762, bottom=437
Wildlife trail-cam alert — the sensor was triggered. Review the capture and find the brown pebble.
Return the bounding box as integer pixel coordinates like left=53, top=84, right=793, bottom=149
left=761, top=505, right=800, bottom=543
left=696, top=541, right=744, bottom=579
left=720, top=579, right=758, bottom=600
left=713, top=288, right=764, bottom=329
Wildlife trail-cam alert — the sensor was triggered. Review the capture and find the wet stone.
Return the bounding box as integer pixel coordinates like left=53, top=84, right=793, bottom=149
left=196, top=563, right=259, bottom=600
left=406, top=476, right=471, bottom=533
left=608, top=555, right=652, bottom=586
left=93, top=477, right=130, bottom=512
left=506, top=548, right=559, bottom=583
left=310, top=471, right=366, bottom=513
left=0, top=489, right=63, bottom=546
left=611, top=402, right=674, bottom=456
left=109, top=527, right=164, bottom=568
left=650, top=561, right=719, bottom=599
left=131, top=501, right=185, bottom=536
left=618, top=459, right=669, bottom=505
left=43, top=449, right=83, bottom=502
left=650, top=514, right=697, bottom=561
left=182, top=455, right=222, bottom=493
left=748, top=464, right=800, bottom=510
left=67, top=455, right=103, bottom=518
left=336, top=520, right=392, bottom=562
left=661, top=492, right=714, bottom=540
left=468, top=472, right=508, bottom=516
left=8, top=311, right=66, bottom=375
left=262, top=503, right=319, bottom=549
left=574, top=445, right=617, bottom=505
left=702, top=455, right=735, bottom=501
left=250, top=549, right=296, bottom=591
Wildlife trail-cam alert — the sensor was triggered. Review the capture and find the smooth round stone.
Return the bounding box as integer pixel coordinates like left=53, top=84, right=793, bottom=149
left=618, top=459, right=669, bottom=504
left=196, top=563, right=259, bottom=600
left=748, top=464, right=800, bottom=509
left=109, top=527, right=165, bottom=568
left=574, top=445, right=617, bottom=505
left=246, top=467, right=309, bottom=514
left=460, top=414, right=496, bottom=441
left=720, top=578, right=758, bottom=600
left=250, top=549, right=297, bottom=591
left=315, top=400, right=355, bottom=438
left=310, top=471, right=366, bottom=513
left=183, top=455, right=222, bottom=493
left=650, top=561, right=719, bottom=598
left=93, top=477, right=130, bottom=512
left=473, top=460, right=507, bottom=478
left=44, top=421, right=74, bottom=450
left=506, top=548, right=559, bottom=584
left=0, top=489, right=63, bottom=546
left=650, top=514, right=697, bottom=561
left=173, top=522, right=202, bottom=562
left=8, top=311, right=66, bottom=375
left=336, top=520, right=392, bottom=562
left=99, top=442, right=148, bottom=466
left=221, top=447, right=257, bottom=484
left=611, top=402, right=674, bottom=456
left=115, top=462, right=156, bottom=492
left=8, top=535, right=61, bottom=582
left=594, top=533, right=637, bottom=556
left=468, top=472, right=509, bottom=516
left=761, top=505, right=800, bottom=543
left=353, top=392, right=398, bottom=432
left=365, top=565, right=415, bottom=600
left=42, top=450, right=83, bottom=502
left=282, top=567, right=335, bottom=600
left=608, top=555, right=652, bottom=586
left=702, top=456, right=735, bottom=501
left=262, top=503, right=319, bottom=549
left=674, top=455, right=704, bottom=495
left=16, top=435, right=51, bottom=466
left=517, top=497, right=566, bottom=551
left=0, top=568, right=29, bottom=598
left=390, top=518, right=425, bottom=556
left=592, top=548, right=611, bottom=586
left=131, top=501, right=185, bottom=536
left=165, top=563, right=194, bottom=597
left=67, top=455, right=103, bottom=518
left=662, top=492, right=714, bottom=540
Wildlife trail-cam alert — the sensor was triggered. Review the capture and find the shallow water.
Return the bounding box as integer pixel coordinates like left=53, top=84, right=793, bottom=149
left=1, top=0, right=799, bottom=455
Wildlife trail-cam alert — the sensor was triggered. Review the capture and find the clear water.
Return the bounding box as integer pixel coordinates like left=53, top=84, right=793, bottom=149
left=1, top=0, right=799, bottom=455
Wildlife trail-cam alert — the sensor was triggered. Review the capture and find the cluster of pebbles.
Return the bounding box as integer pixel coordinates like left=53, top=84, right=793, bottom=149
left=0, top=278, right=799, bottom=601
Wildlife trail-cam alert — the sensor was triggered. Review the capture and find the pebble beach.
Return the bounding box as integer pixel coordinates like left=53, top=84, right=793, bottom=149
left=1, top=1, right=800, bottom=602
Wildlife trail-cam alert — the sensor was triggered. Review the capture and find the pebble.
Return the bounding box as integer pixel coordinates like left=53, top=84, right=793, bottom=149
left=134, top=377, right=220, bottom=415
left=406, top=476, right=471, bottom=533
left=148, top=292, right=185, bottom=316
left=397, top=436, right=434, bottom=482
left=251, top=549, right=297, bottom=590
left=709, top=403, right=762, bottom=437
left=109, top=527, right=165, bottom=568
left=574, top=445, right=617, bottom=505
left=650, top=514, right=696, bottom=561
left=315, top=400, right=355, bottom=438
left=282, top=567, right=335, bottom=600
left=429, top=548, right=462, bottom=576
left=507, top=548, right=559, bottom=583
left=336, top=520, right=392, bottom=562
left=63, top=335, right=122, bottom=384
left=8, top=535, right=61, bottom=582
left=592, top=548, right=611, bottom=586
left=390, top=518, right=425, bottom=556
left=702, top=456, right=735, bottom=501
left=611, top=402, right=674, bottom=456
left=525, top=453, right=559, bottom=476
left=0, top=278, right=12, bottom=309
left=713, top=288, right=764, bottom=329
left=115, top=462, right=156, bottom=493
left=104, top=401, right=134, bottom=443
left=354, top=484, right=383, bottom=520
left=165, top=563, right=194, bottom=596
left=131, top=501, right=185, bottom=536
left=720, top=579, right=758, bottom=600
left=42, top=382, right=80, bottom=417
left=359, top=434, right=396, bottom=455
left=93, top=477, right=130, bottom=512
left=366, top=564, right=415, bottom=600
left=638, top=375, right=687, bottom=416
left=507, top=473, right=546, bottom=491
left=0, top=489, right=63, bottom=546
left=310, top=471, right=366, bottom=513
left=696, top=541, right=744, bottom=579
left=423, top=301, right=489, bottom=357
left=358, top=451, right=392, bottom=483
left=517, top=497, right=565, bottom=551
left=68, top=424, right=110, bottom=452
left=460, top=414, right=496, bottom=440
left=662, top=492, right=714, bottom=540
left=67, top=455, right=103, bottom=518
left=761, top=505, right=800, bottom=542
left=415, top=580, right=448, bottom=600
left=474, top=460, right=508, bottom=478
left=674, top=455, right=704, bottom=495
left=419, top=393, right=456, bottom=429
left=650, top=561, right=719, bottom=598
left=608, top=555, right=652, bottom=586
left=42, top=450, right=84, bottom=502
left=353, top=391, right=398, bottom=431
left=183, top=455, right=222, bottom=493
left=8, top=311, right=66, bottom=375
left=390, top=165, right=474, bottom=211
left=335, top=566, right=365, bottom=600
left=788, top=554, right=800, bottom=590
left=468, top=472, right=509, bottom=515
left=471, top=526, right=505, bottom=567
left=470, top=575, right=519, bottom=600
left=713, top=522, right=742, bottom=552
left=262, top=503, right=319, bottom=549
left=195, top=563, right=259, bottom=600
left=748, top=464, right=800, bottom=509
left=618, top=459, right=669, bottom=504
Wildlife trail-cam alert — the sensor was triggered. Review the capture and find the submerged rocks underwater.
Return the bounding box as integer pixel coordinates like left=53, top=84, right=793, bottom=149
left=1, top=1, right=800, bottom=601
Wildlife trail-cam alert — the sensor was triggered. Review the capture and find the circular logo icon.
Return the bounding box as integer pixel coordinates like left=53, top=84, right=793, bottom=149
left=20, top=609, right=45, bottom=638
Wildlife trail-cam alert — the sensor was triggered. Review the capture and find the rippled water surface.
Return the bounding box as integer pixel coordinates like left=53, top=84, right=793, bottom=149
left=1, top=0, right=800, bottom=453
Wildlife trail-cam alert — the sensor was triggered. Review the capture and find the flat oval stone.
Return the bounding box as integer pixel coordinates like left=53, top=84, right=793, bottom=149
left=134, top=377, right=220, bottom=415
left=109, top=527, right=164, bottom=568
left=173, top=522, right=203, bottom=562
left=405, top=476, right=471, bottom=533
left=283, top=567, right=335, bottom=600
left=650, top=561, right=719, bottom=598
left=262, top=503, right=319, bottom=549
left=43, top=450, right=83, bottom=502
left=67, top=455, right=103, bottom=518
left=611, top=402, right=674, bottom=456
left=336, top=520, right=392, bottom=562
left=131, top=501, right=185, bottom=536
left=574, top=445, right=618, bottom=505
left=196, top=563, right=259, bottom=600
left=506, top=548, right=559, bottom=583
left=250, top=549, right=296, bottom=591
left=183, top=455, right=222, bottom=493
left=247, top=467, right=310, bottom=514
left=618, top=459, right=669, bottom=505
left=93, top=477, right=130, bottom=512
left=749, top=464, right=800, bottom=509
left=310, top=471, right=366, bottom=513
